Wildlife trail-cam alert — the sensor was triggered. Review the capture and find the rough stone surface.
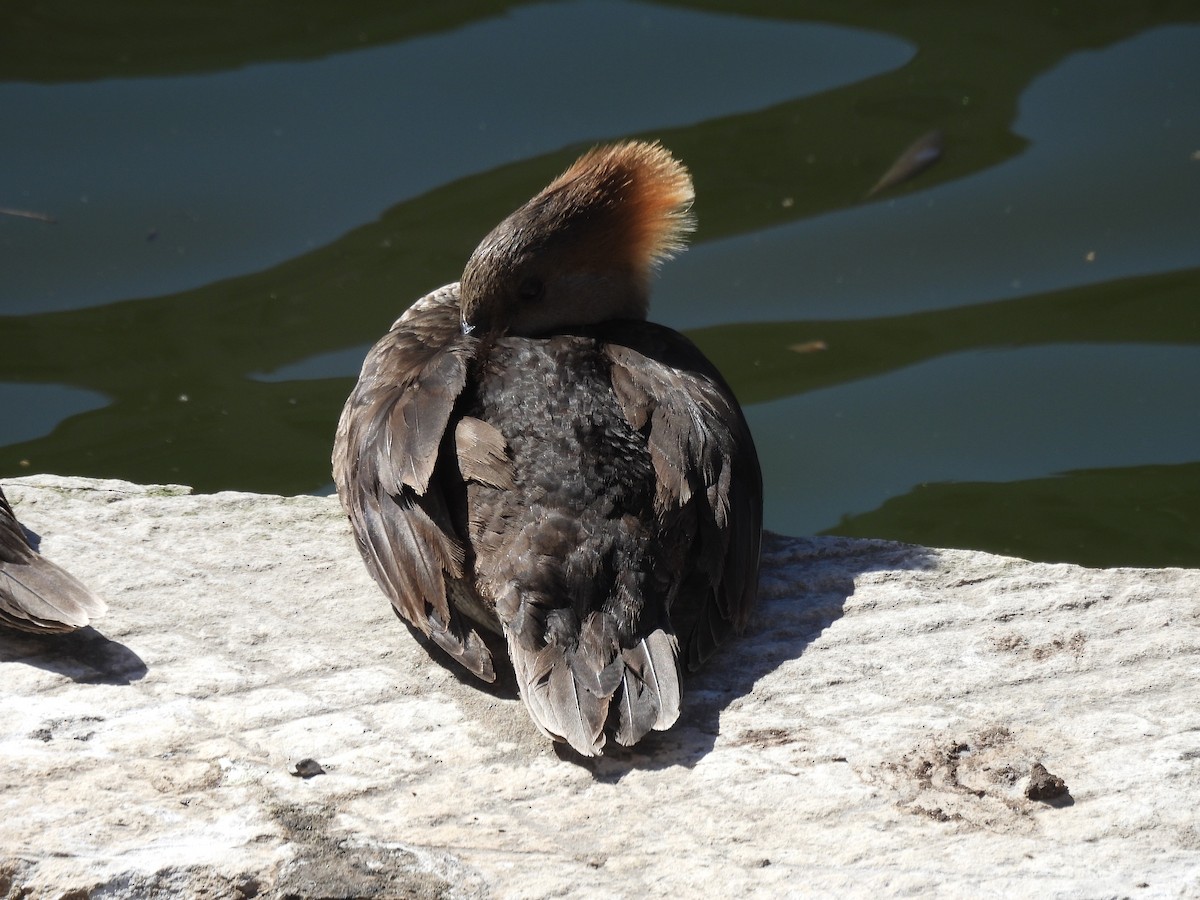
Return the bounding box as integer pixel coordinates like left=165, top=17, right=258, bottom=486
left=2, top=474, right=1199, bottom=898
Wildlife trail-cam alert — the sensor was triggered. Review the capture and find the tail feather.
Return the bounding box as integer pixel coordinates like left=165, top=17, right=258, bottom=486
left=507, top=612, right=683, bottom=756
left=0, top=558, right=108, bottom=635
left=615, top=629, right=681, bottom=746
left=548, top=655, right=609, bottom=756
left=509, top=638, right=608, bottom=756
left=567, top=611, right=623, bottom=696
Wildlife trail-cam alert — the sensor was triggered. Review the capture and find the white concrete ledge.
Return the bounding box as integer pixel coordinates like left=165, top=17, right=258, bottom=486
left=2, top=474, right=1198, bottom=898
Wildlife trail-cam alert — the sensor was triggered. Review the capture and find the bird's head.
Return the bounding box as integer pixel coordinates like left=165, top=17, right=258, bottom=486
left=459, top=141, right=694, bottom=338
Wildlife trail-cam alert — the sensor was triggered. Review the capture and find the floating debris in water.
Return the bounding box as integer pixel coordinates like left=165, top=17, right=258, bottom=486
left=0, top=206, right=57, bottom=223
left=867, top=130, right=944, bottom=197
left=788, top=340, right=828, bottom=354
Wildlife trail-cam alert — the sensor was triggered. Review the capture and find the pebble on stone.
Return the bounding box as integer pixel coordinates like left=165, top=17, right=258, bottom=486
left=290, top=758, right=326, bottom=778
left=1026, top=762, right=1069, bottom=801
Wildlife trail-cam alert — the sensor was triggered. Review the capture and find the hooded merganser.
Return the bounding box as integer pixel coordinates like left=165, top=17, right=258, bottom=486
left=334, top=141, right=761, bottom=756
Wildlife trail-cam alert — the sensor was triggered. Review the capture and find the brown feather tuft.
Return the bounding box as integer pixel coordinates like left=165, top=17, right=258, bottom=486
left=539, top=140, right=695, bottom=276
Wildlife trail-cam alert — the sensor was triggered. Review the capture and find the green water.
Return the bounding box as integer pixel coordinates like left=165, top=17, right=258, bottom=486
left=2, top=2, right=1199, bottom=567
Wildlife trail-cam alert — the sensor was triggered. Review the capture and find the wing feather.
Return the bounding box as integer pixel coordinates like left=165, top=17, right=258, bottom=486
left=454, top=417, right=515, bottom=490
left=0, top=486, right=107, bottom=634
left=602, top=324, right=762, bottom=669
left=333, top=285, right=497, bottom=681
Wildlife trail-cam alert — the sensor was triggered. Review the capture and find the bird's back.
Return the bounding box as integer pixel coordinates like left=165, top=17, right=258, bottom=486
left=463, top=334, right=667, bottom=617
left=445, top=326, right=751, bottom=754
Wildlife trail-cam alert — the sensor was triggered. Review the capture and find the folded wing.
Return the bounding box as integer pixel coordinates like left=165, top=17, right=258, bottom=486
left=332, top=285, right=497, bottom=681
left=602, top=323, right=762, bottom=672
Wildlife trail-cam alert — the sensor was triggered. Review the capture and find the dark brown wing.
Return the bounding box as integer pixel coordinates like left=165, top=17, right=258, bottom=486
left=0, top=485, right=108, bottom=634
left=332, top=284, right=497, bottom=681
left=598, top=322, right=762, bottom=671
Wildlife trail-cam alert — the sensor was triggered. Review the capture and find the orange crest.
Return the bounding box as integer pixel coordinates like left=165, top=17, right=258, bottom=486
left=535, top=141, right=695, bottom=280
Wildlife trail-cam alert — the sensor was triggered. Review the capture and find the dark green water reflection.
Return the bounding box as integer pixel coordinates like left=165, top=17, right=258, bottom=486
left=2, top=2, right=1199, bottom=567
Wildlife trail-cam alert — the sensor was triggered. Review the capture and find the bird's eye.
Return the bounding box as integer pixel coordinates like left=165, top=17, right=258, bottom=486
left=517, top=277, right=544, bottom=301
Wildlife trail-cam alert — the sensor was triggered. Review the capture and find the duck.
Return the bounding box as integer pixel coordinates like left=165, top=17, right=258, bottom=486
left=0, top=485, right=108, bottom=633
left=333, top=141, right=762, bottom=756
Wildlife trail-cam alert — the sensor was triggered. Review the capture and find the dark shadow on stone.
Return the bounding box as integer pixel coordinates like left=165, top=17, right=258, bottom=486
left=380, top=533, right=936, bottom=775
left=584, top=533, right=939, bottom=780
left=18, top=522, right=42, bottom=551
left=400, top=616, right=519, bottom=701
left=1037, top=790, right=1075, bottom=809
left=0, top=626, right=148, bottom=685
